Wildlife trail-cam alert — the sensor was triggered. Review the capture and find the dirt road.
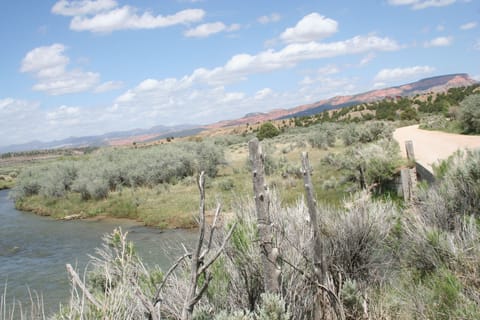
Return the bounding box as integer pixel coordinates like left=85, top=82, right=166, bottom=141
left=393, top=125, right=480, bottom=172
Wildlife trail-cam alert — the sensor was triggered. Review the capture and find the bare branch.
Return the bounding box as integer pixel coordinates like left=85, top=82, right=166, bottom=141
left=154, top=252, right=192, bottom=305
left=198, top=221, right=237, bottom=276
left=66, top=264, right=102, bottom=311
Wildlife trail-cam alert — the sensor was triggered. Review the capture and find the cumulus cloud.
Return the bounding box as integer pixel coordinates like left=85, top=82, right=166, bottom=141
left=46, top=105, right=81, bottom=125
left=188, top=35, right=399, bottom=86
left=460, top=22, right=477, bottom=30
left=374, top=66, right=435, bottom=82
left=360, top=52, right=376, bottom=66
left=254, top=88, right=273, bottom=100
left=280, top=13, right=338, bottom=43
left=20, top=44, right=100, bottom=95
left=424, top=36, right=453, bottom=47
left=0, top=98, right=45, bottom=145
left=387, top=0, right=457, bottom=10
left=52, top=0, right=117, bottom=16
left=112, top=25, right=400, bottom=128
left=258, top=13, right=281, bottom=24
left=184, top=22, right=240, bottom=38
left=94, top=80, right=124, bottom=93
left=70, top=7, right=205, bottom=33
left=52, top=1, right=205, bottom=33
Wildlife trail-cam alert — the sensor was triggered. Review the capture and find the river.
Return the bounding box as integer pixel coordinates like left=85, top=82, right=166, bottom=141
left=0, top=189, right=197, bottom=315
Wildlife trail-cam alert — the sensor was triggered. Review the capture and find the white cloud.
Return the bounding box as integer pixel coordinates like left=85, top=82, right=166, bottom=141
left=460, top=22, right=477, bottom=30
left=374, top=66, right=435, bottom=82
left=20, top=43, right=69, bottom=75
left=53, top=1, right=205, bottom=34
left=254, top=88, right=273, bottom=100
left=317, top=64, right=340, bottom=75
left=70, top=7, right=205, bottom=33
left=258, top=13, right=281, bottom=24
left=184, top=22, right=240, bottom=38
left=0, top=98, right=45, bottom=145
left=46, top=105, right=81, bottom=126
left=189, top=35, right=399, bottom=86
left=52, top=0, right=117, bottom=16
left=360, top=52, right=376, bottom=66
left=94, top=80, right=124, bottom=93
left=388, top=0, right=457, bottom=10
left=373, top=82, right=387, bottom=88
left=20, top=44, right=100, bottom=95
left=112, top=30, right=397, bottom=128
left=424, top=36, right=453, bottom=47
left=280, top=13, right=338, bottom=43
left=297, top=75, right=359, bottom=104
left=32, top=70, right=100, bottom=95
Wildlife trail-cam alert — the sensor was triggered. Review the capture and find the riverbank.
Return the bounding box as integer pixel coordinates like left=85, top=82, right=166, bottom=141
left=0, top=189, right=198, bottom=315
left=14, top=186, right=200, bottom=229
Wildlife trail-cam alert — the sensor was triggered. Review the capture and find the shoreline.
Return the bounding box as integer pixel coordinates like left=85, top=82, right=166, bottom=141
left=14, top=196, right=199, bottom=230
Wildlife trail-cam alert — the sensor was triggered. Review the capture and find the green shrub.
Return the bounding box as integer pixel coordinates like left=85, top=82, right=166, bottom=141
left=256, top=122, right=280, bottom=140
left=459, top=94, right=480, bottom=134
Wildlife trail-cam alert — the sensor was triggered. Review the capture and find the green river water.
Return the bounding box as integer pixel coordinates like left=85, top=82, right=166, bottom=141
left=0, top=189, right=197, bottom=315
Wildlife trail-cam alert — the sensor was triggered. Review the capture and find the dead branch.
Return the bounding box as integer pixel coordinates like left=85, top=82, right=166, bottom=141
left=66, top=264, right=102, bottom=311
left=178, top=171, right=237, bottom=320
left=153, top=252, right=192, bottom=305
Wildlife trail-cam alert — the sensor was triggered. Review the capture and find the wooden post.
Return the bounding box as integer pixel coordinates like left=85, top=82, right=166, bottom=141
left=248, top=138, right=280, bottom=294
left=405, top=140, right=415, bottom=161
left=404, top=140, right=417, bottom=201
left=400, top=168, right=411, bottom=202
left=301, top=152, right=326, bottom=284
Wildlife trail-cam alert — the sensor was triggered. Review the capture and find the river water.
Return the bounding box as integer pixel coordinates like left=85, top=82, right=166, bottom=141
left=0, top=189, right=197, bottom=315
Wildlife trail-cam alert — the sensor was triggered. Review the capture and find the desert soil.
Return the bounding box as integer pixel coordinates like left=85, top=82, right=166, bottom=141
left=393, top=124, right=480, bottom=171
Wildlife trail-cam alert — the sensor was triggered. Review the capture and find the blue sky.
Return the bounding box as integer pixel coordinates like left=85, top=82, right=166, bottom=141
left=0, top=0, right=479, bottom=147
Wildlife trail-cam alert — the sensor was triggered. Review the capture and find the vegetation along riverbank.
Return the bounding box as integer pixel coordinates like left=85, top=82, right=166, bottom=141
left=5, top=86, right=480, bottom=229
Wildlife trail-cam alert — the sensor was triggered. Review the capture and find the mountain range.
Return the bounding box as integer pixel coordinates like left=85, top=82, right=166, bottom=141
left=205, top=73, right=476, bottom=128
left=1, top=73, right=476, bottom=154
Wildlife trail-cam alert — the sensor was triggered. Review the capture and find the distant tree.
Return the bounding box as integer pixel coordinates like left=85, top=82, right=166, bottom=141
left=459, top=94, right=480, bottom=134
left=401, top=106, right=419, bottom=121
left=257, top=122, right=280, bottom=140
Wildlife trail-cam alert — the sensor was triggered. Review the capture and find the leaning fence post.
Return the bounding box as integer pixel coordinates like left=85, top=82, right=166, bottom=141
left=300, top=152, right=326, bottom=284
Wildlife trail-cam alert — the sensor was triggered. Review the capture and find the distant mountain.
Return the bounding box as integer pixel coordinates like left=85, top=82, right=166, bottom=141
left=2, top=73, right=476, bottom=154
left=0, top=124, right=201, bottom=154
left=206, top=73, right=477, bottom=128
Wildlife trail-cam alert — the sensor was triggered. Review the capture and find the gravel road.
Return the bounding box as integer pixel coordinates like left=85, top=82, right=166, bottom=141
left=393, top=125, right=480, bottom=171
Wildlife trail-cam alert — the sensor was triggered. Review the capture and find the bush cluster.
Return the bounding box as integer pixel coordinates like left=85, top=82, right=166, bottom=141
left=12, top=141, right=224, bottom=201
left=341, top=121, right=394, bottom=146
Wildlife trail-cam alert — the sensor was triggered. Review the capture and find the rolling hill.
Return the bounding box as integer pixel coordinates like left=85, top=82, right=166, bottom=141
left=1, top=73, right=476, bottom=154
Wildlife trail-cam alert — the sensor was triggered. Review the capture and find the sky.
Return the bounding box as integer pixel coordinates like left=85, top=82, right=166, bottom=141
left=0, top=0, right=479, bottom=147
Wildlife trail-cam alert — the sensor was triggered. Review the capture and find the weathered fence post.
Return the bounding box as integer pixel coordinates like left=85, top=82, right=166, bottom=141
left=301, top=152, right=327, bottom=320
left=301, top=152, right=345, bottom=320
left=402, top=141, right=417, bottom=202
left=248, top=138, right=280, bottom=294
left=405, top=140, right=415, bottom=161
left=301, top=152, right=326, bottom=285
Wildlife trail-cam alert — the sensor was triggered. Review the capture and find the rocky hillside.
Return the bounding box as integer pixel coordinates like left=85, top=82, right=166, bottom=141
left=206, top=73, right=476, bottom=128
